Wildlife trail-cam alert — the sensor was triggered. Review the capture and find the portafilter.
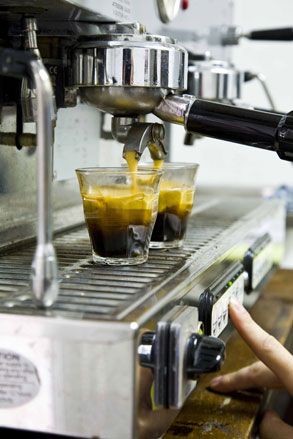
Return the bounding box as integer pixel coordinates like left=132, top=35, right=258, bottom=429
left=71, top=28, right=293, bottom=162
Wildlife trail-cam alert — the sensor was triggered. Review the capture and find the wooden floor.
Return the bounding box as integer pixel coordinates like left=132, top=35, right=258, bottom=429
left=164, top=269, right=293, bottom=439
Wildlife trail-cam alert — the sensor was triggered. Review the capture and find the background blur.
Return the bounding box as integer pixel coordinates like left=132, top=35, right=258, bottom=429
left=171, top=0, right=293, bottom=190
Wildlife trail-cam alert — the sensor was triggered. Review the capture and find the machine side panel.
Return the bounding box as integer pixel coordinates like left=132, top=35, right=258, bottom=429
left=0, top=316, right=135, bottom=438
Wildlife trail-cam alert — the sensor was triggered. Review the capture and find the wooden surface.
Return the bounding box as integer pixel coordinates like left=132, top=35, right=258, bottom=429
left=164, top=269, right=293, bottom=439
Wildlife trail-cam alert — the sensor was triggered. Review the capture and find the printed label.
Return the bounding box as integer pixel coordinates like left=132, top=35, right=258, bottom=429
left=0, top=349, right=40, bottom=408
left=112, top=0, right=131, bottom=19
left=211, top=274, right=245, bottom=337
left=252, top=243, right=273, bottom=289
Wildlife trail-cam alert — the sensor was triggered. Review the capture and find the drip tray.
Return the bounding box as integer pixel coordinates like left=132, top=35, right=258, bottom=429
left=0, top=197, right=270, bottom=320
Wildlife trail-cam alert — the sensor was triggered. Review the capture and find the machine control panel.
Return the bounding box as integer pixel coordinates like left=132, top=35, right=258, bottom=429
left=138, top=305, right=225, bottom=409
left=243, top=233, right=273, bottom=293
left=168, top=306, right=224, bottom=408
left=198, top=262, right=245, bottom=337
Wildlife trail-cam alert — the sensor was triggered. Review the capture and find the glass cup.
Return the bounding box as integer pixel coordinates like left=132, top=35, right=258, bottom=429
left=150, top=163, right=199, bottom=249
left=76, top=168, right=162, bottom=265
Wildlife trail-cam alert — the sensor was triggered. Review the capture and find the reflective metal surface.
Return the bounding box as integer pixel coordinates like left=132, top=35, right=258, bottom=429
left=72, top=32, right=187, bottom=115
left=0, top=1, right=287, bottom=437
left=121, top=122, right=167, bottom=160
left=0, top=0, right=133, bottom=23
left=154, top=94, right=195, bottom=125
left=0, top=197, right=286, bottom=438
left=80, top=86, right=167, bottom=116
left=0, top=208, right=224, bottom=319
left=29, top=59, right=59, bottom=308
left=188, top=59, right=243, bottom=102
left=0, top=197, right=284, bottom=320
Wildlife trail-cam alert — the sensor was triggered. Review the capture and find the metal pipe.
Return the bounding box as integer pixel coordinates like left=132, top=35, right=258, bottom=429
left=23, top=17, right=41, bottom=57
left=0, top=48, right=58, bottom=307
left=254, top=73, right=276, bottom=112
left=29, top=59, right=58, bottom=308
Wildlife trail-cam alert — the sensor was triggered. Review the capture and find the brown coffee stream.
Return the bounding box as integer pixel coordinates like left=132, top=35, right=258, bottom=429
left=153, top=159, right=164, bottom=170
left=123, top=151, right=194, bottom=229
left=124, top=150, right=138, bottom=192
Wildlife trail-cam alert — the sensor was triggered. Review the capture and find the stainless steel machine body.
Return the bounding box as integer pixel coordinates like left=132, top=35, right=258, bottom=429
left=0, top=196, right=286, bottom=438
left=0, top=1, right=288, bottom=438
left=73, top=33, right=187, bottom=116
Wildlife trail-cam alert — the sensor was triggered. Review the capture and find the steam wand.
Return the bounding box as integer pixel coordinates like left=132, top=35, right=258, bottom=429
left=0, top=48, right=58, bottom=308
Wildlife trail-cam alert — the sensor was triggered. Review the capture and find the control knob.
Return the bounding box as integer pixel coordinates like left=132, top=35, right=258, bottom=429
left=186, top=333, right=225, bottom=379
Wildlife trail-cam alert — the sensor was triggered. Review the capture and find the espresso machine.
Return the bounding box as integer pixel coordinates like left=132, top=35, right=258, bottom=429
left=0, top=1, right=288, bottom=438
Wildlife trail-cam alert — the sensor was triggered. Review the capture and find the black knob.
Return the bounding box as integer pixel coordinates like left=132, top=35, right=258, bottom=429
left=138, top=331, right=156, bottom=368
left=186, top=333, right=225, bottom=379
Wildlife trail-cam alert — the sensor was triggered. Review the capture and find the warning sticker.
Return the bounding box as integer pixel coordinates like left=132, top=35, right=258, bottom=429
left=0, top=349, right=40, bottom=408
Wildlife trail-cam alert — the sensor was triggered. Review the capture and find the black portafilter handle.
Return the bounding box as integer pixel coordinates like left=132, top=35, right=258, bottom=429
left=185, top=100, right=293, bottom=161
left=247, top=27, right=293, bottom=41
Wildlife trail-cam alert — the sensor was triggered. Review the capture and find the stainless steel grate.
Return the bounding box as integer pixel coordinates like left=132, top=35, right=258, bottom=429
left=0, top=199, right=254, bottom=320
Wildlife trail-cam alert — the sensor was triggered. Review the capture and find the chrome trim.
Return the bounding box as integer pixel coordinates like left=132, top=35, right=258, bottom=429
left=188, top=60, right=243, bottom=101
left=153, top=94, right=195, bottom=125
left=29, top=59, right=58, bottom=308
left=71, top=32, right=187, bottom=115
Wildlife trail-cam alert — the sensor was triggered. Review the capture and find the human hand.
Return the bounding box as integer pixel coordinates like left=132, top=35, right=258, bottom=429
left=209, top=298, right=293, bottom=439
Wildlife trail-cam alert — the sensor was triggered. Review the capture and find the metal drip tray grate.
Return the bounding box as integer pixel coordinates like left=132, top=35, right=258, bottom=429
left=0, top=198, right=257, bottom=320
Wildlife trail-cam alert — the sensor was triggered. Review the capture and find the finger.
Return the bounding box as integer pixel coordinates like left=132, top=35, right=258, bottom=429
left=260, top=410, right=293, bottom=439
left=229, top=298, right=293, bottom=395
left=210, top=361, right=281, bottom=392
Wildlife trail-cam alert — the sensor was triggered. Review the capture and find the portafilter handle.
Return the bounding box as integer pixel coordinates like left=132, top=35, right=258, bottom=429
left=0, top=48, right=58, bottom=308
left=154, top=95, right=293, bottom=162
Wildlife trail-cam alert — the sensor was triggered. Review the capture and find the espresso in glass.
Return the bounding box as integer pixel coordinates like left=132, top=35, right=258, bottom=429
left=150, top=163, right=199, bottom=249
left=76, top=168, right=161, bottom=265
left=151, top=181, right=194, bottom=244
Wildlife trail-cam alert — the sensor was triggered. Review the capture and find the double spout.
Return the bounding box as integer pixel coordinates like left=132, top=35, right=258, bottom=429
left=112, top=117, right=167, bottom=162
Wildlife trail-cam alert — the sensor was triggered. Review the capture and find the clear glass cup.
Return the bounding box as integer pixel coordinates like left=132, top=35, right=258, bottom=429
left=150, top=163, right=199, bottom=249
left=76, top=168, right=162, bottom=265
